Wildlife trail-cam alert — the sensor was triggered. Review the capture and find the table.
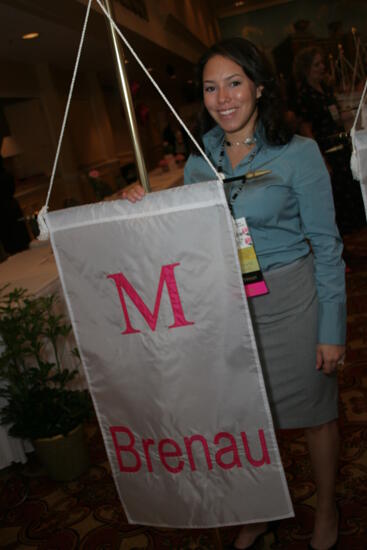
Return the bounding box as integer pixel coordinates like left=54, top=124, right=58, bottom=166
left=0, top=242, right=58, bottom=296
left=0, top=243, right=85, bottom=469
left=147, top=166, right=184, bottom=191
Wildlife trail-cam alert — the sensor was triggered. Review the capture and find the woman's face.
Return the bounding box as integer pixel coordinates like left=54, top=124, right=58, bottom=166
left=308, top=53, right=325, bottom=83
left=202, top=54, right=262, bottom=138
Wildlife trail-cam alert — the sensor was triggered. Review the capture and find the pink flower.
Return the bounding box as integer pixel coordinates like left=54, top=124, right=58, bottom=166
left=89, top=169, right=100, bottom=178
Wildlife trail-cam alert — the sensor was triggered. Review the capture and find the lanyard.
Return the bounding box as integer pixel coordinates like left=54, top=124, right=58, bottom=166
left=215, top=139, right=269, bottom=298
left=217, top=139, right=260, bottom=178
left=217, top=139, right=262, bottom=209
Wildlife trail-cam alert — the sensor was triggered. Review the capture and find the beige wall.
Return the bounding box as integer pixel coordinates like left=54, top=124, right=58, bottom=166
left=4, top=98, right=53, bottom=179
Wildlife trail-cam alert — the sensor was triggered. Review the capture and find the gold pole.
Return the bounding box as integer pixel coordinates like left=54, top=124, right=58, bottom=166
left=214, top=528, right=223, bottom=549
left=103, top=0, right=151, bottom=193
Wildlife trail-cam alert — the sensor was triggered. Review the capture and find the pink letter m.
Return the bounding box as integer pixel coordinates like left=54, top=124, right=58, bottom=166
left=107, top=263, right=195, bottom=334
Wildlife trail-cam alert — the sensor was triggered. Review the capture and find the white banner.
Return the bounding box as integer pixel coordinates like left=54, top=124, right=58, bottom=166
left=351, top=128, right=367, bottom=219
left=46, top=181, right=293, bottom=527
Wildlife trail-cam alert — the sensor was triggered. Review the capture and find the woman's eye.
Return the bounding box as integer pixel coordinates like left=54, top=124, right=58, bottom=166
left=204, top=85, right=215, bottom=93
left=230, top=80, right=241, bottom=87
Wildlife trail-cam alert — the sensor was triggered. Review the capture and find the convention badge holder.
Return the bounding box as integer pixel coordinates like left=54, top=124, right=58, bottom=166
left=233, top=216, right=269, bottom=298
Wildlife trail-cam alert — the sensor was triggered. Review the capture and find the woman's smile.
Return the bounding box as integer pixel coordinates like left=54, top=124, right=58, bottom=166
left=217, top=107, right=237, bottom=118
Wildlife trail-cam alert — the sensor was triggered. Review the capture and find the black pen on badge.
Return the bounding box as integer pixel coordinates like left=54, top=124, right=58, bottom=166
left=222, top=169, right=271, bottom=185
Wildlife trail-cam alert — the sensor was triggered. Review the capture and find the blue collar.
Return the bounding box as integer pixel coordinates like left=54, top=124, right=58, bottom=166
left=202, top=123, right=288, bottom=174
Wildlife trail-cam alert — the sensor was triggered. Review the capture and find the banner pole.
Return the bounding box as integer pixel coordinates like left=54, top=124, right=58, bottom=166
left=213, top=528, right=223, bottom=549
left=103, top=4, right=222, bottom=543
left=103, top=0, right=151, bottom=193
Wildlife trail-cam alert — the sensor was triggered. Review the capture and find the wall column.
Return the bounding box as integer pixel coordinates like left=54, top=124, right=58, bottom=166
left=87, top=71, right=117, bottom=161
left=36, top=63, right=82, bottom=205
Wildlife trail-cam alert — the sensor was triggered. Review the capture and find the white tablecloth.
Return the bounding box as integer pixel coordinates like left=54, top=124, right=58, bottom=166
left=0, top=242, right=86, bottom=469
left=0, top=242, right=58, bottom=296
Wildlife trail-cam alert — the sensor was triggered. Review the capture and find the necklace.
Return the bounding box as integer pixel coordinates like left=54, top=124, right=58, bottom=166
left=217, top=138, right=259, bottom=179
left=224, top=136, right=257, bottom=147
left=214, top=138, right=270, bottom=213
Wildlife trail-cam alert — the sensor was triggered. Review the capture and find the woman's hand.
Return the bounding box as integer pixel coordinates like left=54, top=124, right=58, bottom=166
left=316, top=344, right=346, bottom=374
left=121, top=182, right=146, bottom=203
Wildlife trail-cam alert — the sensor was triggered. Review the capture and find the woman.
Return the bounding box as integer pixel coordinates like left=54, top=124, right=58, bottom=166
left=293, top=47, right=341, bottom=150
left=123, top=38, right=345, bottom=550
left=293, top=46, right=366, bottom=235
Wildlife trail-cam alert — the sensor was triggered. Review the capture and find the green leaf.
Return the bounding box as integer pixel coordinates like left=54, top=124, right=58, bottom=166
left=0, top=287, right=92, bottom=440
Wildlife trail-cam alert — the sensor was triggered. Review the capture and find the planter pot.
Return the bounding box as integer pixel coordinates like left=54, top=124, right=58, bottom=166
left=33, top=423, right=89, bottom=481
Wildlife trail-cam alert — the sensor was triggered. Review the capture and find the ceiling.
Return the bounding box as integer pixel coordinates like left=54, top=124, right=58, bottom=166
left=0, top=0, right=197, bottom=98
left=0, top=0, right=297, bottom=70
left=0, top=0, right=298, bottom=102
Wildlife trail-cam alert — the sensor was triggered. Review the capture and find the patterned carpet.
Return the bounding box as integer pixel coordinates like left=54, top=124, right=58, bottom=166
left=0, top=228, right=366, bottom=549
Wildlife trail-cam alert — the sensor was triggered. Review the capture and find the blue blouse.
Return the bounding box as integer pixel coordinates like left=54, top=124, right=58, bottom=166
left=184, top=125, right=346, bottom=345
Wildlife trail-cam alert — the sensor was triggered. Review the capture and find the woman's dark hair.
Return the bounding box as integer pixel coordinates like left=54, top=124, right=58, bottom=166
left=192, top=37, right=293, bottom=154
left=293, top=46, right=324, bottom=84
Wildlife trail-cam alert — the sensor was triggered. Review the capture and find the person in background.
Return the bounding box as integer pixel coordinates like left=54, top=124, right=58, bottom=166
left=162, top=119, right=177, bottom=155
left=122, top=38, right=345, bottom=550
left=0, top=155, right=30, bottom=255
left=162, top=115, right=190, bottom=159
left=293, top=46, right=366, bottom=236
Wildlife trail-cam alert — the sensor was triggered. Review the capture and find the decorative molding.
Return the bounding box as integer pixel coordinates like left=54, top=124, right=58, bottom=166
left=215, top=0, right=296, bottom=19
left=115, top=0, right=148, bottom=21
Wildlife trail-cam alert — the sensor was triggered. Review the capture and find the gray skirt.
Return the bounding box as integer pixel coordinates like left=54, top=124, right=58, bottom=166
left=248, top=254, right=338, bottom=429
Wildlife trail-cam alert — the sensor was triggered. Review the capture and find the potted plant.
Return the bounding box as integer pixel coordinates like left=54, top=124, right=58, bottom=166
left=0, top=286, right=92, bottom=481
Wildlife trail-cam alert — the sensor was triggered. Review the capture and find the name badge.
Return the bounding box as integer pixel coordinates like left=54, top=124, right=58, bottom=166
left=233, top=217, right=269, bottom=298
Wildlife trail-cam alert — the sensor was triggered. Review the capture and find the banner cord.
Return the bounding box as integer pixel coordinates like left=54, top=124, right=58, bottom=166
left=350, top=77, right=367, bottom=183
left=38, top=0, right=222, bottom=239
left=351, top=78, right=367, bottom=136
left=43, top=0, right=93, bottom=213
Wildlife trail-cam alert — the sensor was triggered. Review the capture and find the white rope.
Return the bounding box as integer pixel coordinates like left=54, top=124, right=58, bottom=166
left=95, top=0, right=222, bottom=182
left=351, top=78, right=367, bottom=134
left=39, top=0, right=223, bottom=239
left=37, top=0, right=93, bottom=238
left=350, top=78, right=367, bottom=181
